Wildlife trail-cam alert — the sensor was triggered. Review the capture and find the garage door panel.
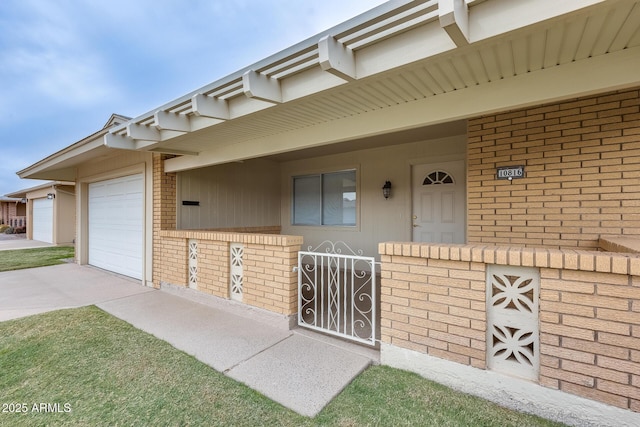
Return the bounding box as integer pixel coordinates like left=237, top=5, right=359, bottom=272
left=89, top=174, right=143, bottom=280
left=33, top=198, right=53, bottom=243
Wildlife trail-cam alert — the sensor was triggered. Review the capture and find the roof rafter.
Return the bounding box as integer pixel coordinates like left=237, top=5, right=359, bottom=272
left=439, top=0, right=470, bottom=46
left=319, top=35, right=357, bottom=81
left=242, top=70, right=282, bottom=103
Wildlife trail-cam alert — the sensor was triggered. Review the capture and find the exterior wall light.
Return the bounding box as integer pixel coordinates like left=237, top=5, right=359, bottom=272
left=47, top=193, right=55, bottom=200
left=382, top=181, right=392, bottom=199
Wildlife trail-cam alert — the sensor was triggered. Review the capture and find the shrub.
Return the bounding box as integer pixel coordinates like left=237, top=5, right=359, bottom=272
left=4, top=226, right=14, bottom=234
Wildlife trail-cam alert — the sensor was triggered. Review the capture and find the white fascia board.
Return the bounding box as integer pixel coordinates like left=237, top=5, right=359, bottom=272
left=318, top=35, right=357, bottom=81
left=165, top=45, right=640, bottom=173
left=17, top=128, right=110, bottom=178
left=242, top=70, right=282, bottom=103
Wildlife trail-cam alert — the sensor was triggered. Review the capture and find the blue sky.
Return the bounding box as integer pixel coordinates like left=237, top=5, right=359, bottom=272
left=0, top=0, right=386, bottom=195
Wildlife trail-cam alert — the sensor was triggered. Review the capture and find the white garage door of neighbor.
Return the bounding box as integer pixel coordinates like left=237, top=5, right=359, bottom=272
left=88, top=174, right=143, bottom=280
left=32, top=198, right=54, bottom=243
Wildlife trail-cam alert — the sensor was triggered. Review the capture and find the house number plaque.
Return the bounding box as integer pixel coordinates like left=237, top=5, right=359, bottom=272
left=497, top=165, right=525, bottom=180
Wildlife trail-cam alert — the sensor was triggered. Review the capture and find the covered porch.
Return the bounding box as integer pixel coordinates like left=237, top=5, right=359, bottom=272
left=119, top=0, right=640, bottom=416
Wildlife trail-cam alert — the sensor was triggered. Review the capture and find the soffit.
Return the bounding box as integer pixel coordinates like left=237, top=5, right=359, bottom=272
left=115, top=0, right=639, bottom=159
left=24, top=0, right=639, bottom=178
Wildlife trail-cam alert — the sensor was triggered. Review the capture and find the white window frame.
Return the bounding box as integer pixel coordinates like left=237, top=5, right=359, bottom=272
left=292, top=169, right=357, bottom=227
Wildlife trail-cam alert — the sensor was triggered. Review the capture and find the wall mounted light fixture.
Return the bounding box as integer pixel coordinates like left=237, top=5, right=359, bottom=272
left=46, top=193, right=55, bottom=200
left=382, top=181, right=392, bottom=199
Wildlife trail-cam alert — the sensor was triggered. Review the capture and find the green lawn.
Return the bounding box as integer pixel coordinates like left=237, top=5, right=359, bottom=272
left=0, top=307, right=564, bottom=426
left=0, top=246, right=75, bottom=272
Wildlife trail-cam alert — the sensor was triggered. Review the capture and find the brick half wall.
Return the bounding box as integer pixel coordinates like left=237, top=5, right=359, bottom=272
left=157, top=230, right=302, bottom=316
left=380, top=242, right=640, bottom=412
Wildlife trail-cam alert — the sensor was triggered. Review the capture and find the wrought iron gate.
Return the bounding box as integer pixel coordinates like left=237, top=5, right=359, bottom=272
left=297, top=241, right=377, bottom=346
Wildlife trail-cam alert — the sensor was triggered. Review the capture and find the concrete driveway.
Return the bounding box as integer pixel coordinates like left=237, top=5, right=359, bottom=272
left=0, top=263, right=153, bottom=321
left=0, top=233, right=55, bottom=251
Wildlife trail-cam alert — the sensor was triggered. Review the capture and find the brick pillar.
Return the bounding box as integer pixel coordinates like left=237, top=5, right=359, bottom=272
left=152, top=153, right=177, bottom=287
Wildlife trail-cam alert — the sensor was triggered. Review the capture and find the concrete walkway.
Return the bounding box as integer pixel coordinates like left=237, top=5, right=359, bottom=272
left=0, top=263, right=375, bottom=417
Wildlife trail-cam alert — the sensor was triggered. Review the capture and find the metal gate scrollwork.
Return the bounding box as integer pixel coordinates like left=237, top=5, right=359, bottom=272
left=298, top=240, right=377, bottom=346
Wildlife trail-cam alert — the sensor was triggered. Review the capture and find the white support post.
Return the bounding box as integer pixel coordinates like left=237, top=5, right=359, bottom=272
left=154, top=110, right=191, bottom=132
left=192, top=93, right=230, bottom=120
left=126, top=123, right=160, bottom=141
left=318, top=35, right=356, bottom=81
left=104, top=133, right=136, bottom=150
left=242, top=70, right=282, bottom=103
left=439, top=0, right=469, bottom=47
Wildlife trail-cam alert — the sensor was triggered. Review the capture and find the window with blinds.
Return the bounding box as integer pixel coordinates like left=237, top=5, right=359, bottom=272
left=292, top=170, right=356, bottom=226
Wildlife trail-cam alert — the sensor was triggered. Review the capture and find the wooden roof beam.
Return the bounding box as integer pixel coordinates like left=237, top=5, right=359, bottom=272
left=191, top=93, right=230, bottom=120
left=126, top=123, right=160, bottom=141
left=104, top=133, right=135, bottom=150
left=319, top=35, right=357, bottom=82
left=439, top=0, right=469, bottom=47
left=154, top=111, right=191, bottom=132
left=242, top=70, right=282, bottom=103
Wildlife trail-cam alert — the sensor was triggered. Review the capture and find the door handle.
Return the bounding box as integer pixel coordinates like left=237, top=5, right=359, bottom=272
left=413, top=224, right=420, bottom=228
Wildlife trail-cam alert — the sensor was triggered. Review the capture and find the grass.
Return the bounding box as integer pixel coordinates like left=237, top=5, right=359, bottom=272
left=0, top=307, right=565, bottom=427
left=0, top=246, right=75, bottom=272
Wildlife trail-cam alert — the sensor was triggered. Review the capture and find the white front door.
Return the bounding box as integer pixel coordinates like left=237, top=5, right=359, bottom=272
left=412, top=160, right=466, bottom=243
left=32, top=198, right=54, bottom=243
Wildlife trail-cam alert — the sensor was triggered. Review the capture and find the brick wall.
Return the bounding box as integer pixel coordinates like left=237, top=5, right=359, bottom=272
left=380, top=241, right=640, bottom=412
left=379, top=243, right=487, bottom=368
left=152, top=153, right=177, bottom=287
left=198, top=240, right=229, bottom=298
left=468, top=87, right=640, bottom=249
left=244, top=242, right=299, bottom=315
left=158, top=230, right=302, bottom=316
left=540, top=267, right=640, bottom=410
left=156, top=235, right=187, bottom=286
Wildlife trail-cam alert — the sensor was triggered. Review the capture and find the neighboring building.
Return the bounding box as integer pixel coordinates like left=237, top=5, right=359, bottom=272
left=0, top=196, right=26, bottom=230
left=16, top=114, right=143, bottom=276
left=6, top=182, right=76, bottom=245
left=14, top=0, right=640, bottom=422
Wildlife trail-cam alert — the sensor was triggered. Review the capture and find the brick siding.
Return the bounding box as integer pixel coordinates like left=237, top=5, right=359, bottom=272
left=468, top=87, right=640, bottom=249
left=152, top=153, right=177, bottom=287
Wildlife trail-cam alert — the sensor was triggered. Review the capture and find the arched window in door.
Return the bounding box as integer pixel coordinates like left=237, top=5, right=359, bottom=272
left=423, top=170, right=454, bottom=185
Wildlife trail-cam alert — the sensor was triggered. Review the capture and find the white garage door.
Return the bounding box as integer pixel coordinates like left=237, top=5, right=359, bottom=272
left=32, top=198, right=54, bottom=243
left=88, top=174, right=143, bottom=280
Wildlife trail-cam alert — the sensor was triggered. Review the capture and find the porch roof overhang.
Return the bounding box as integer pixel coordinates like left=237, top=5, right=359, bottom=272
left=0, top=197, right=21, bottom=203
left=19, top=0, right=640, bottom=178
left=17, top=114, right=130, bottom=181
left=5, top=181, right=75, bottom=199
